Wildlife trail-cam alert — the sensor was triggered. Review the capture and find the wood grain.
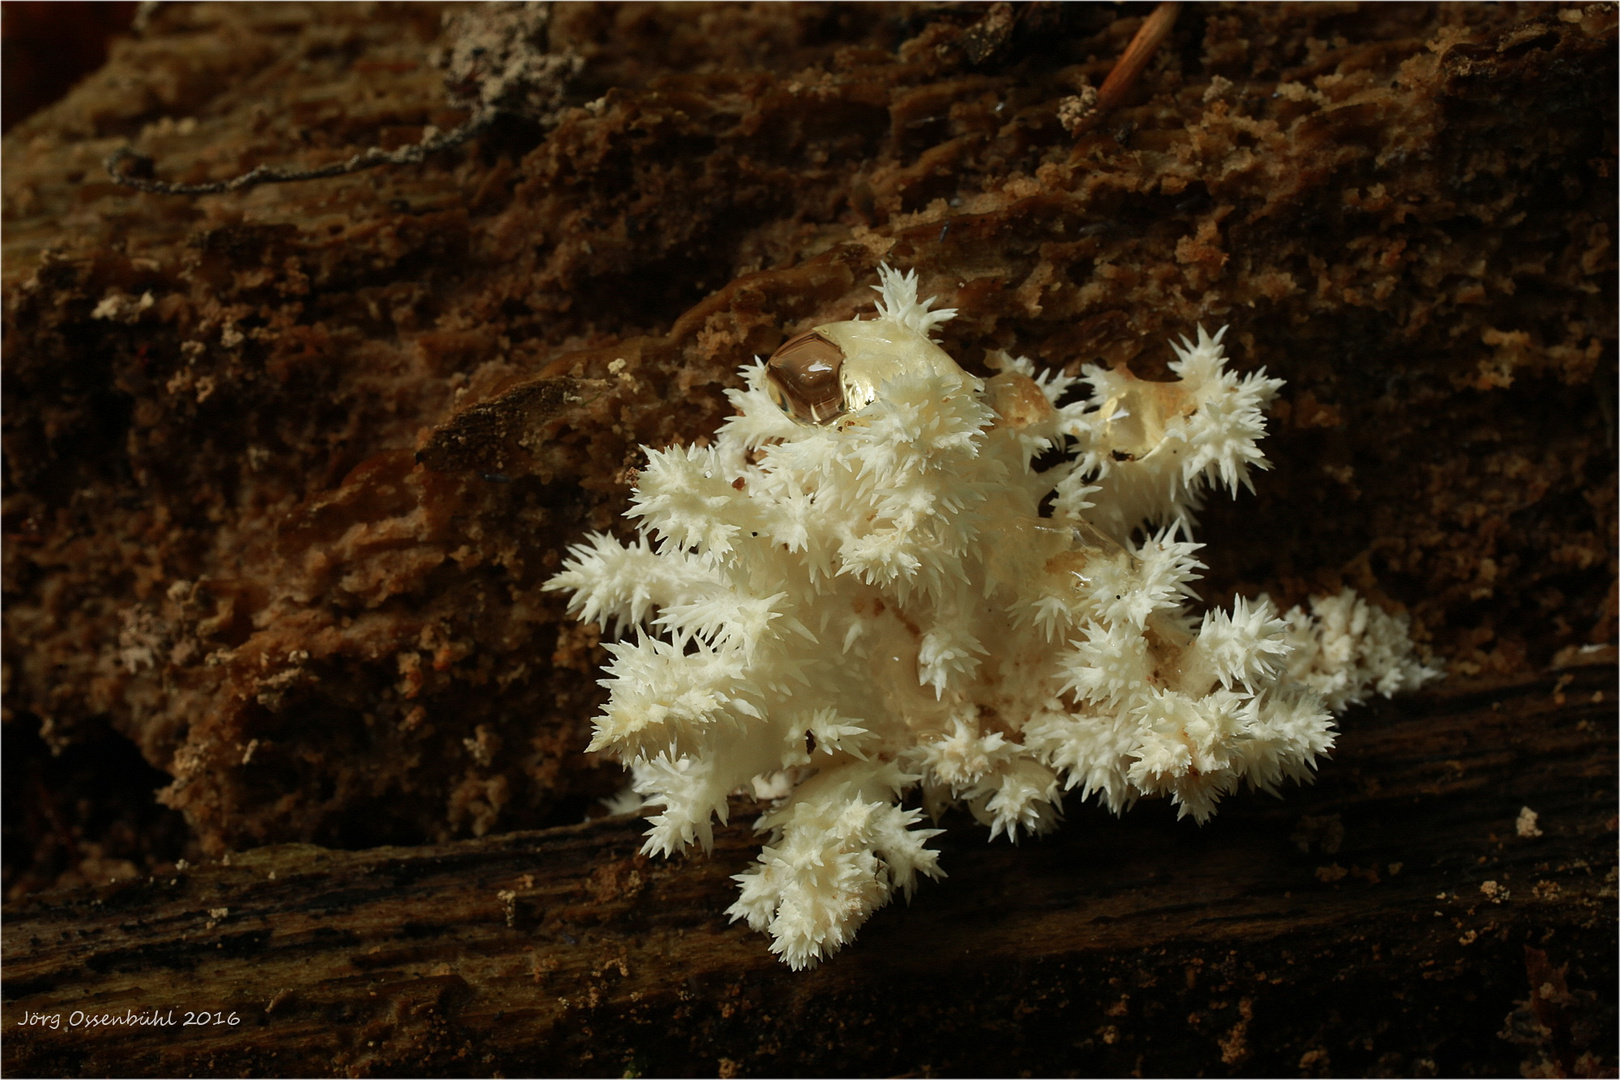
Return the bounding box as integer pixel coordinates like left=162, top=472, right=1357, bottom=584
left=4, top=662, right=1614, bottom=1077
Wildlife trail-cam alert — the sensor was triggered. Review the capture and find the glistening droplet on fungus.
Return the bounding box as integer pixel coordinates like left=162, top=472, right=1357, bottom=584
left=764, top=331, right=847, bottom=425
left=546, top=266, right=1438, bottom=970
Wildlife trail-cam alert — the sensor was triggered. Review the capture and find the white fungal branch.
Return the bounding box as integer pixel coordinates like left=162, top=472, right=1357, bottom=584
left=545, top=265, right=1439, bottom=969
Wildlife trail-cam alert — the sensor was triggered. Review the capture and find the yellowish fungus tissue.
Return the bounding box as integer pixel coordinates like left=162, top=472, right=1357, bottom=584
left=546, top=267, right=1438, bottom=970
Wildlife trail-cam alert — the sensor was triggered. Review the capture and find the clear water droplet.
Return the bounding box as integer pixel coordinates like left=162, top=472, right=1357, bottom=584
left=765, top=330, right=847, bottom=425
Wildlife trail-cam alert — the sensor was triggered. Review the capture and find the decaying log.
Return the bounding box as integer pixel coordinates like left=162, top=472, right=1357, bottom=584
left=2, top=3, right=1615, bottom=1076
left=5, top=0, right=1615, bottom=872
left=4, top=661, right=1614, bottom=1078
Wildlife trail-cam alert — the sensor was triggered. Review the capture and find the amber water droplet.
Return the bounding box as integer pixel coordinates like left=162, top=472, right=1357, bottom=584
left=765, top=330, right=846, bottom=425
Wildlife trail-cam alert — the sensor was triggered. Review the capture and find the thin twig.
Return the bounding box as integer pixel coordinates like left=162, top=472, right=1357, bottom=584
left=1062, top=1, right=1182, bottom=136
left=1095, top=1, right=1182, bottom=115
left=104, top=109, right=495, bottom=196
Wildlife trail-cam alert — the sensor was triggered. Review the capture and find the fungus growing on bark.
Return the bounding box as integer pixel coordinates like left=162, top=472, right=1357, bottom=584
left=547, top=267, right=1437, bottom=969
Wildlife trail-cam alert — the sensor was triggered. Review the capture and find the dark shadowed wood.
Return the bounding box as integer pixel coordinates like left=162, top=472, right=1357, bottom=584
left=4, top=661, right=1614, bottom=1077
left=2, top=4, right=1615, bottom=1077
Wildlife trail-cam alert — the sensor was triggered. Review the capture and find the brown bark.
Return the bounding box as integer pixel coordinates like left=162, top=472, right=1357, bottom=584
left=5, top=0, right=1616, bottom=875
left=4, top=660, right=1615, bottom=1077
left=2, top=3, right=1616, bottom=1075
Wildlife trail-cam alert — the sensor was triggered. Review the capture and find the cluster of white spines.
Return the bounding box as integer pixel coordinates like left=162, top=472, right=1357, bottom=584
left=1047, top=326, right=1285, bottom=540
left=727, top=760, right=942, bottom=970
left=871, top=265, right=957, bottom=338
left=1281, top=587, right=1442, bottom=710
left=545, top=268, right=1438, bottom=969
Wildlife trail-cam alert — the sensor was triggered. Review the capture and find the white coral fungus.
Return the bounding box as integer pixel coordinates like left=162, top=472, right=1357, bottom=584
left=546, top=266, right=1437, bottom=969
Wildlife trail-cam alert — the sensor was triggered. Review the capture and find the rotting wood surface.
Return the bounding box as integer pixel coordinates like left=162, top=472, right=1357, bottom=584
left=5, top=2, right=1614, bottom=870
left=4, top=661, right=1614, bottom=1078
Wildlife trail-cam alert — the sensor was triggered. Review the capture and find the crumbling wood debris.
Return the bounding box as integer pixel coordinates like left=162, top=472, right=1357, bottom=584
left=5, top=0, right=1613, bottom=874
left=1, top=2, right=1615, bottom=1074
